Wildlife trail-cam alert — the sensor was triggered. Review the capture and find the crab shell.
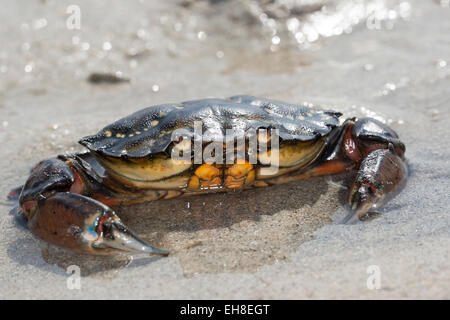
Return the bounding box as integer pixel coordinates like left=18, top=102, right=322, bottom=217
left=78, top=96, right=342, bottom=191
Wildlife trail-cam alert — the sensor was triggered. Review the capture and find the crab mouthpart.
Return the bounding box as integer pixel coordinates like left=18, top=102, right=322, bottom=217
left=94, top=219, right=169, bottom=256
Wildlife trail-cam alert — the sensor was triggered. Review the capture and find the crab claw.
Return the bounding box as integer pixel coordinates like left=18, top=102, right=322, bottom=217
left=343, top=183, right=378, bottom=224
left=345, top=146, right=407, bottom=223
left=92, top=216, right=169, bottom=255
left=26, top=192, right=169, bottom=256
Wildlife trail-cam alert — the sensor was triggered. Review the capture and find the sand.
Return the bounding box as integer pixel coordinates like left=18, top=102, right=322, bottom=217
left=0, top=0, right=449, bottom=299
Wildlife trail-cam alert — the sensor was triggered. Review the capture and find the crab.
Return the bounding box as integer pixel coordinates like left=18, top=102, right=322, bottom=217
left=8, top=96, right=407, bottom=256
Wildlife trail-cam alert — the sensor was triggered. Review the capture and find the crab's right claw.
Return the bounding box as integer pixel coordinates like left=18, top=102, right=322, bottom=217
left=345, top=147, right=407, bottom=223
left=25, top=192, right=169, bottom=256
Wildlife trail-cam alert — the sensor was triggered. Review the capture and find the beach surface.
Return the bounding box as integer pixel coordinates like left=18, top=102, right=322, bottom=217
left=0, top=0, right=449, bottom=299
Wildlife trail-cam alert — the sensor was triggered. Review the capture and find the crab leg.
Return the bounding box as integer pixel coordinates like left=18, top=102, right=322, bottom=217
left=17, top=158, right=169, bottom=256
left=292, top=160, right=352, bottom=180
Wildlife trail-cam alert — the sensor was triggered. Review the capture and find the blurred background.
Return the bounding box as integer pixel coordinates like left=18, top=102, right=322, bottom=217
left=0, top=0, right=449, bottom=299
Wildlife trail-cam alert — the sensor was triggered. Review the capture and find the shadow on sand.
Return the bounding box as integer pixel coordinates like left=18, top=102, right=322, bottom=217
left=7, top=175, right=350, bottom=277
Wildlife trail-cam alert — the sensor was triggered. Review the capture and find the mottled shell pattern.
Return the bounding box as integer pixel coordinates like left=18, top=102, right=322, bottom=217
left=79, top=95, right=342, bottom=159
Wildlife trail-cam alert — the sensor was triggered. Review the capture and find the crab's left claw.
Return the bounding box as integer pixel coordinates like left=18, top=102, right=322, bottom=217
left=26, top=192, right=169, bottom=256
left=93, top=215, right=170, bottom=255
left=345, top=146, right=407, bottom=223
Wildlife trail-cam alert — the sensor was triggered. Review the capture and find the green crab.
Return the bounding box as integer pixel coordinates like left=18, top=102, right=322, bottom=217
left=8, top=96, right=407, bottom=256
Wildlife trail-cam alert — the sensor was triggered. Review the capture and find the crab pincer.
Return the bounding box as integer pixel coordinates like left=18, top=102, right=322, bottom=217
left=345, top=145, right=408, bottom=223
left=18, top=158, right=169, bottom=255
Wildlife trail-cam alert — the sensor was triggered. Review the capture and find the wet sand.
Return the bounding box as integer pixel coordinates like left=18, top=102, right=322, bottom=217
left=0, top=0, right=449, bottom=299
